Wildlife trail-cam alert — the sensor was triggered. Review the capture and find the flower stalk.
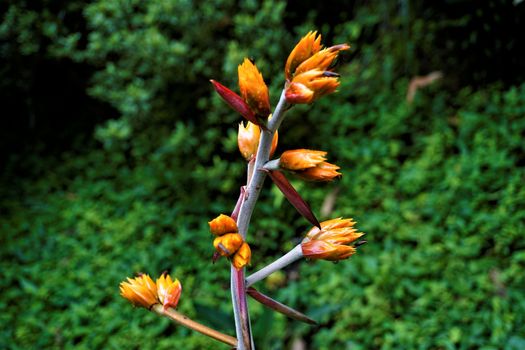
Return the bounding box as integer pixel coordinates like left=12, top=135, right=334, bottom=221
left=231, top=89, right=289, bottom=350
left=120, top=31, right=361, bottom=349
left=245, top=245, right=303, bottom=287
left=151, top=305, right=237, bottom=347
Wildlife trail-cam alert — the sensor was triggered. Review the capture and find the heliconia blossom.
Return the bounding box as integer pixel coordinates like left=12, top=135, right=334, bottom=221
left=120, top=274, right=158, bottom=309
left=238, top=120, right=278, bottom=161
left=213, top=233, right=244, bottom=257
left=285, top=31, right=322, bottom=81
left=238, top=58, right=271, bottom=117
left=301, top=218, right=364, bottom=261
left=232, top=242, right=252, bottom=270
left=279, top=149, right=341, bottom=182
left=156, top=273, right=182, bottom=310
left=209, top=214, right=238, bottom=236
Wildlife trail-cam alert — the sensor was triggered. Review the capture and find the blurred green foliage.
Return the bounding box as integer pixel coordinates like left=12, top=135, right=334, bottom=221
left=1, top=0, right=525, bottom=349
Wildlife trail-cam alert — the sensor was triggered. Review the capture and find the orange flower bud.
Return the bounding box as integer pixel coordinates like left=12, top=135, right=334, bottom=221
left=304, top=218, right=363, bottom=244
left=238, top=121, right=260, bottom=161
left=156, top=273, right=182, bottom=310
left=295, top=161, right=341, bottom=182
left=301, top=240, right=356, bottom=261
left=279, top=149, right=341, bottom=182
left=213, top=233, right=244, bottom=257
left=285, top=31, right=322, bottom=80
left=285, top=69, right=340, bottom=104
left=301, top=218, right=364, bottom=261
left=120, top=274, right=158, bottom=309
left=238, top=58, right=270, bottom=117
left=232, top=242, right=251, bottom=270
left=209, top=214, right=238, bottom=236
left=280, top=149, right=327, bottom=170
left=238, top=120, right=278, bottom=161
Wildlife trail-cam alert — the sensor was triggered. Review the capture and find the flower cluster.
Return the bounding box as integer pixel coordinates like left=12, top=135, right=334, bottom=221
left=120, top=273, right=182, bottom=310
left=284, top=31, right=349, bottom=104
left=209, top=214, right=251, bottom=270
left=301, top=218, right=364, bottom=261
left=120, top=30, right=364, bottom=349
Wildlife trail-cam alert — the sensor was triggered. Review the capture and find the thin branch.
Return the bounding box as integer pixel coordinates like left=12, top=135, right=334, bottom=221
left=245, top=245, right=303, bottom=287
left=151, top=305, right=237, bottom=347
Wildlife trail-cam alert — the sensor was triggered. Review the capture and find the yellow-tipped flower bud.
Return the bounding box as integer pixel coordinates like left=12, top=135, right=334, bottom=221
left=238, top=121, right=260, bottom=161
left=301, top=218, right=364, bottom=261
left=213, top=233, right=244, bottom=257
left=232, top=242, right=251, bottom=270
left=209, top=214, right=238, bottom=236
left=119, top=274, right=158, bottom=309
left=238, top=58, right=270, bottom=117
left=279, top=149, right=341, bottom=182
left=156, top=273, right=182, bottom=310
left=238, top=120, right=278, bottom=161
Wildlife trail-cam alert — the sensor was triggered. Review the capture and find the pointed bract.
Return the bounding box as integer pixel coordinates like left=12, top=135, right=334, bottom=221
left=210, top=79, right=266, bottom=129
left=247, top=287, right=317, bottom=325
left=265, top=170, right=320, bottom=229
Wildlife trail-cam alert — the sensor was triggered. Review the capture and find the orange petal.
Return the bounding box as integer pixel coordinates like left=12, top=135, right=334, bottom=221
left=209, top=214, right=238, bottom=236
left=232, top=242, right=251, bottom=270
left=213, top=233, right=244, bottom=257
left=238, top=58, right=271, bottom=117
left=280, top=149, right=327, bottom=170
left=285, top=31, right=322, bottom=80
